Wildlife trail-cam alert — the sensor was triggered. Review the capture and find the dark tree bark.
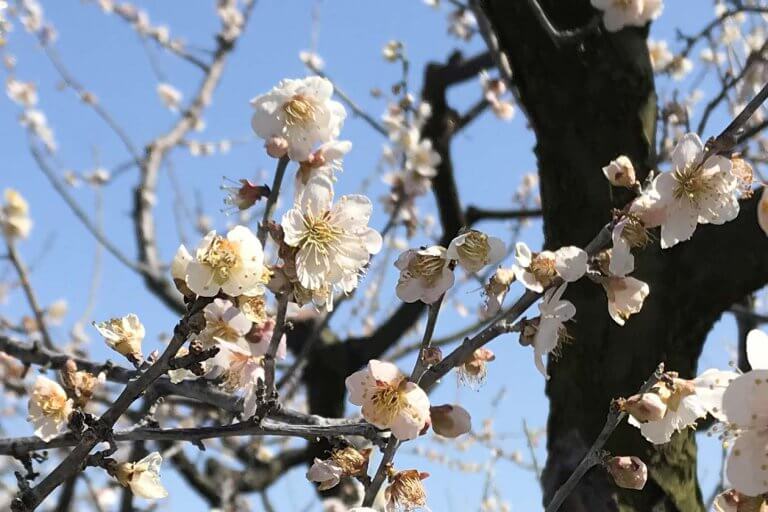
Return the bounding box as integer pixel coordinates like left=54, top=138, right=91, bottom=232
left=480, top=1, right=768, bottom=511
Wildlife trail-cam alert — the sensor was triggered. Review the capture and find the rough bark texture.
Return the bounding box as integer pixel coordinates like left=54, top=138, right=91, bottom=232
left=481, top=1, right=768, bottom=511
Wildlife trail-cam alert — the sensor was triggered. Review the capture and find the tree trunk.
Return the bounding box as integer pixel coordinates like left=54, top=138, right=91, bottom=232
left=482, top=1, right=768, bottom=510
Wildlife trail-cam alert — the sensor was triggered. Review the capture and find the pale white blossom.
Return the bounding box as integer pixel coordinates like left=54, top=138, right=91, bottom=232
left=294, top=140, right=352, bottom=199
left=648, top=39, right=673, bottom=72
left=591, top=0, right=662, bottom=32
left=27, top=375, right=73, bottom=441
left=307, top=458, right=343, bottom=491
left=6, top=78, right=37, bottom=107
left=633, top=133, right=738, bottom=249
left=183, top=225, right=266, bottom=297
left=115, top=452, right=168, bottom=500
left=512, top=242, right=587, bottom=293
left=629, top=369, right=737, bottom=444
left=201, top=298, right=251, bottom=344
left=721, top=329, right=768, bottom=497
left=299, top=50, right=325, bottom=71
left=156, top=83, right=182, bottom=111
left=20, top=109, right=56, bottom=152
left=602, top=276, right=649, bottom=326
left=1, top=188, right=33, bottom=239
left=532, top=284, right=575, bottom=378
left=447, top=230, right=505, bottom=273
left=395, top=246, right=454, bottom=304
left=482, top=267, right=515, bottom=317
left=345, top=360, right=430, bottom=440
left=251, top=77, right=346, bottom=161
left=602, top=155, right=636, bottom=188
left=282, top=175, right=382, bottom=292
left=93, top=314, right=145, bottom=359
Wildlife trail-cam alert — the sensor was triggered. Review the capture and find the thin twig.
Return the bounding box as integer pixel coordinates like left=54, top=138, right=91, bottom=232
left=4, top=237, right=54, bottom=351
left=263, top=293, right=290, bottom=400
left=544, top=364, right=665, bottom=512
left=258, top=156, right=290, bottom=246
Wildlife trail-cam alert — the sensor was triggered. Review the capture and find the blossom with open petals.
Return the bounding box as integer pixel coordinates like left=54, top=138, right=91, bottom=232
left=721, top=329, right=768, bottom=497
left=201, top=298, right=251, bottom=344
left=93, top=314, right=145, bottom=360
left=602, top=276, right=649, bottom=326
left=531, top=284, right=575, bottom=378
left=283, top=175, right=382, bottom=293
left=115, top=452, right=168, bottom=500
left=447, top=230, right=505, bottom=274
left=385, top=469, right=429, bottom=512
left=629, top=369, right=737, bottom=444
left=27, top=375, right=73, bottom=441
left=512, top=242, right=587, bottom=293
left=345, top=360, right=430, bottom=440
left=295, top=140, right=352, bottom=199
left=636, top=133, right=738, bottom=249
left=183, top=225, right=265, bottom=297
left=251, top=76, right=346, bottom=161
left=591, top=0, right=662, bottom=32
left=395, top=246, right=454, bottom=304
left=481, top=267, right=515, bottom=317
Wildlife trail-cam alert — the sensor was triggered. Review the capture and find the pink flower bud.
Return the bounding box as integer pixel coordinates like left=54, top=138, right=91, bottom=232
left=430, top=404, right=471, bottom=438
left=606, top=456, right=647, bottom=490
left=265, top=136, right=289, bottom=158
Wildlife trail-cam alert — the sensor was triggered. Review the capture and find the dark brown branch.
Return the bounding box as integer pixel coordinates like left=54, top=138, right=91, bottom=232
left=466, top=206, right=543, bottom=224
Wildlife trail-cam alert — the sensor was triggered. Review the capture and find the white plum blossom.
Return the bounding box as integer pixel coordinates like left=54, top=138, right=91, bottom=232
left=299, top=50, right=325, bottom=71
left=629, top=369, right=737, bottom=444
left=395, top=246, right=455, bottom=304
left=93, top=314, right=146, bottom=360
left=482, top=267, right=515, bottom=317
left=480, top=71, right=514, bottom=120
left=345, top=360, right=430, bottom=440
left=115, top=452, right=168, bottom=500
left=512, top=242, right=587, bottom=293
left=590, top=0, right=662, bottom=32
left=532, top=284, right=575, bottom=378
left=295, top=139, right=353, bottom=199
left=251, top=77, right=346, bottom=161
left=20, top=109, right=56, bottom=152
left=648, top=39, right=673, bottom=72
left=636, top=133, right=738, bottom=249
left=721, top=329, right=768, bottom=497
left=201, top=298, right=251, bottom=344
left=609, top=218, right=642, bottom=277
left=1, top=188, right=33, bottom=239
left=27, top=375, right=73, bottom=441
left=602, top=276, right=649, bottom=326
left=6, top=78, right=37, bottom=107
left=602, top=155, right=636, bottom=188
left=447, top=230, right=505, bottom=274
left=183, top=225, right=265, bottom=298
left=405, top=138, right=441, bottom=179
left=307, top=458, right=342, bottom=491
left=282, top=175, right=382, bottom=292
left=156, top=82, right=182, bottom=111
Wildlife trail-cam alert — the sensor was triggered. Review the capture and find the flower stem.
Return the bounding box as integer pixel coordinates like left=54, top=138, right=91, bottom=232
left=258, top=155, right=290, bottom=246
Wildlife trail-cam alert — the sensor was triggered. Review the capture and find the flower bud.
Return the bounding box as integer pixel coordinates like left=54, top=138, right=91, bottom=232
left=430, top=404, right=471, bottom=438
left=606, top=456, right=647, bottom=490
left=713, top=489, right=768, bottom=512
left=421, top=346, right=442, bottom=366
left=265, top=136, right=289, bottom=158
left=602, top=156, right=636, bottom=188
left=620, top=392, right=667, bottom=423
left=222, top=179, right=270, bottom=211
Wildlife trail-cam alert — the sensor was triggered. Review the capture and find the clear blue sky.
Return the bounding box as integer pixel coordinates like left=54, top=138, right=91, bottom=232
left=0, top=1, right=751, bottom=510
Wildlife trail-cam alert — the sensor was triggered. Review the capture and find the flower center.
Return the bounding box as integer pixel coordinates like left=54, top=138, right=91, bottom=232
left=223, top=352, right=263, bottom=391
left=613, top=0, right=633, bottom=9
left=407, top=254, right=446, bottom=286
left=282, top=95, right=317, bottom=126
left=672, top=165, right=711, bottom=205
left=457, top=231, right=490, bottom=264
left=206, top=320, right=242, bottom=342
left=200, top=236, right=240, bottom=284
left=370, top=379, right=408, bottom=424
left=34, top=390, right=67, bottom=418
left=301, top=212, right=341, bottom=254
left=529, top=254, right=557, bottom=286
